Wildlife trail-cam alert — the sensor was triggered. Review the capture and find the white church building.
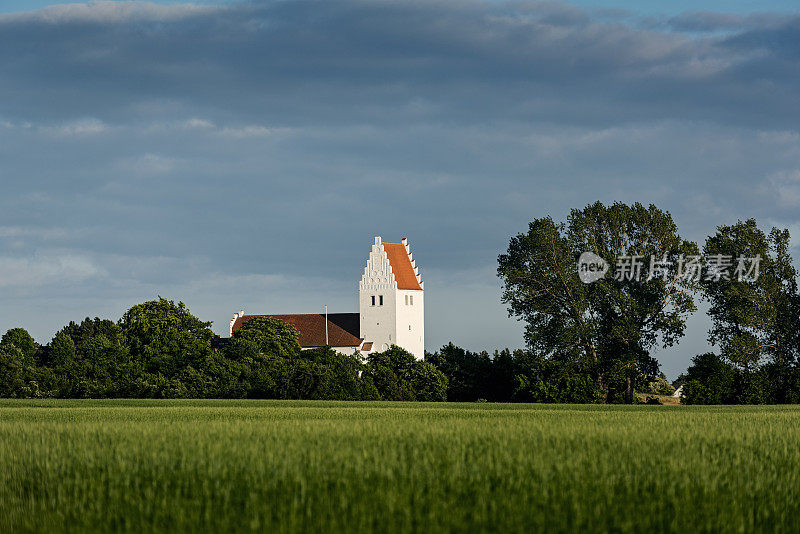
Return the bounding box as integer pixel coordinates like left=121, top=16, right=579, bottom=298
left=229, top=236, right=425, bottom=359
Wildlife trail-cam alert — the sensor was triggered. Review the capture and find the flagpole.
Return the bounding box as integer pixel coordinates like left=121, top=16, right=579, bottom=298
left=325, top=304, right=329, bottom=346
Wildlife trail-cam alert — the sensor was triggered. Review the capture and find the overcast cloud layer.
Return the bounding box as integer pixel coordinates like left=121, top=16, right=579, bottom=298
left=1, top=0, right=799, bottom=378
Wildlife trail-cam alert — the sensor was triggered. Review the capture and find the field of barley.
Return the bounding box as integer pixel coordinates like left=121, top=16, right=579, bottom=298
left=1, top=400, right=798, bottom=533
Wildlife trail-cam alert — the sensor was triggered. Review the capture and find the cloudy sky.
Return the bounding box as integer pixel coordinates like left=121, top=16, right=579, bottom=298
left=1, top=0, right=798, bottom=378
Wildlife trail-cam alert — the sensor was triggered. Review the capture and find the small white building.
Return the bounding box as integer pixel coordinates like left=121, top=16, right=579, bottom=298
left=229, top=236, right=425, bottom=359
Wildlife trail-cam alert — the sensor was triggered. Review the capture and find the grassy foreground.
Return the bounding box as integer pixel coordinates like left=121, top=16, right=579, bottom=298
left=1, top=401, right=798, bottom=533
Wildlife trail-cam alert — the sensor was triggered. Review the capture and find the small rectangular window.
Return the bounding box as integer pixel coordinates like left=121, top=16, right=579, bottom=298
left=405, top=295, right=408, bottom=305
left=410, top=295, right=414, bottom=305
left=409, top=325, right=412, bottom=330
left=379, top=295, right=384, bottom=306
left=371, top=295, right=375, bottom=306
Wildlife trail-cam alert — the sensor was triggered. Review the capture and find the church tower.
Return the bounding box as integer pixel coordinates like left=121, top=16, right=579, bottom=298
left=359, top=236, right=424, bottom=359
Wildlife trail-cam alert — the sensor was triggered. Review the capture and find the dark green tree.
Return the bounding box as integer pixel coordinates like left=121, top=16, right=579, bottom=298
left=407, top=361, right=448, bottom=401
left=426, top=343, right=491, bottom=401
left=702, top=220, right=799, bottom=377
left=487, top=349, right=519, bottom=402
left=681, top=353, right=738, bottom=404
left=367, top=346, right=417, bottom=400
left=0, top=350, right=26, bottom=397
left=247, top=354, right=291, bottom=398
left=230, top=317, right=301, bottom=358
left=367, top=346, right=447, bottom=401
left=45, top=331, right=77, bottom=396
left=0, top=328, right=37, bottom=365
left=0, top=328, right=41, bottom=397
left=50, top=332, right=76, bottom=369
left=42, top=318, right=134, bottom=398
left=59, top=318, right=124, bottom=350
left=498, top=201, right=698, bottom=402
left=119, top=298, right=213, bottom=377
left=512, top=354, right=601, bottom=403
left=294, top=347, right=377, bottom=400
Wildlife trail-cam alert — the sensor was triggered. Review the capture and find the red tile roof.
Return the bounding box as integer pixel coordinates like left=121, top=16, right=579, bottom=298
left=231, top=313, right=362, bottom=347
left=383, top=242, right=422, bottom=290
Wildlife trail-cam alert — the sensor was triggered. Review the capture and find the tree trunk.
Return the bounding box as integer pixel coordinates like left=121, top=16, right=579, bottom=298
left=586, top=344, right=603, bottom=394
left=625, top=376, right=633, bottom=404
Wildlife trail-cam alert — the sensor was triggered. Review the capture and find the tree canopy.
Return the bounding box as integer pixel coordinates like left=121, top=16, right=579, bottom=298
left=702, top=219, right=799, bottom=371
left=498, top=201, right=698, bottom=402
left=119, top=297, right=214, bottom=376
left=231, top=316, right=301, bottom=358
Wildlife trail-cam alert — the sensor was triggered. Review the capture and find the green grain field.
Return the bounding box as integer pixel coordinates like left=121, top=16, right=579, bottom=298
left=1, top=401, right=798, bottom=533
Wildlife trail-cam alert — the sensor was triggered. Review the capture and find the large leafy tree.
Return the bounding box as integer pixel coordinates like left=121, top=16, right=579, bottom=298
left=50, top=332, right=77, bottom=369
left=702, top=220, right=799, bottom=379
left=38, top=318, right=134, bottom=398
left=119, top=298, right=214, bottom=377
left=681, top=353, right=738, bottom=405
left=367, top=346, right=447, bottom=401
left=59, top=318, right=125, bottom=352
left=230, top=317, right=301, bottom=358
left=0, top=328, right=37, bottom=365
left=426, top=343, right=491, bottom=401
left=366, top=346, right=417, bottom=400
left=0, top=350, right=27, bottom=397
left=0, top=328, right=41, bottom=397
left=497, top=201, right=698, bottom=402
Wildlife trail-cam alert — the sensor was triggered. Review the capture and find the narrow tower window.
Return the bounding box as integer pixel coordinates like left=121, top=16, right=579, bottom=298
left=410, top=295, right=414, bottom=305
left=371, top=295, right=375, bottom=306
left=379, top=295, right=384, bottom=306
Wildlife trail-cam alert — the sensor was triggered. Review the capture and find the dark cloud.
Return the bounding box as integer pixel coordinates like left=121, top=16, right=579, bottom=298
left=0, top=1, right=798, bottom=128
left=0, top=1, right=798, bottom=379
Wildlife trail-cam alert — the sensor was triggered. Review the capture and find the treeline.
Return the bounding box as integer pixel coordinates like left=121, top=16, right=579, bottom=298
left=0, top=297, right=669, bottom=403
left=0, top=300, right=447, bottom=401
left=429, top=343, right=674, bottom=403
left=678, top=353, right=800, bottom=405
left=429, top=344, right=597, bottom=402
